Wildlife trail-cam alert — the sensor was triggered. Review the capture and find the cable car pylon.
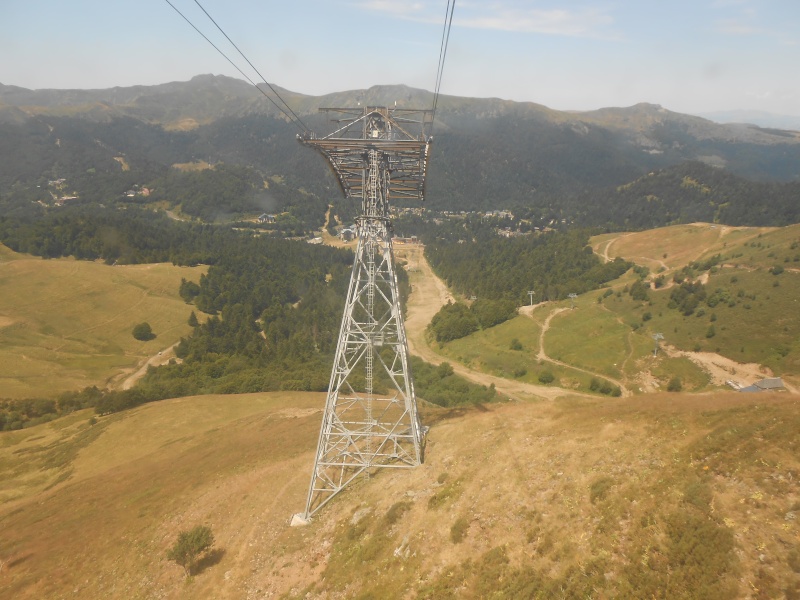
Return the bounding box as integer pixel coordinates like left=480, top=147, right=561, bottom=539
left=292, top=106, right=433, bottom=523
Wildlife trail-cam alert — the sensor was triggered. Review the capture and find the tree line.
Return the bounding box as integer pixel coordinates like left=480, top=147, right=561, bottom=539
left=0, top=203, right=496, bottom=428
left=423, top=225, right=632, bottom=305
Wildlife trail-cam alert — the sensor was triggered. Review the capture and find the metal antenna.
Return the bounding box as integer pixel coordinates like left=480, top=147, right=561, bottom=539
left=568, top=293, right=578, bottom=309
left=653, top=332, right=664, bottom=356
left=528, top=290, right=535, bottom=306
left=293, top=106, right=433, bottom=522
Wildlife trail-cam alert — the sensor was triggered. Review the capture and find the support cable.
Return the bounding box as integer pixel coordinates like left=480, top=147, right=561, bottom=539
left=163, top=0, right=308, bottom=134
left=431, top=0, right=456, bottom=123
left=191, top=0, right=310, bottom=132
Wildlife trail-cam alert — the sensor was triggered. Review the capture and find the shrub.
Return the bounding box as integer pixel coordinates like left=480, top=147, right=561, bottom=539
left=667, top=377, right=682, bottom=392
left=788, top=547, right=800, bottom=573
left=166, top=525, right=214, bottom=576
left=179, top=278, right=201, bottom=303
left=384, top=501, right=413, bottom=526
left=450, top=517, right=470, bottom=543
left=429, top=302, right=479, bottom=342
left=132, top=322, right=155, bottom=341
left=429, top=479, right=462, bottom=509
left=510, top=338, right=523, bottom=351
left=538, top=370, right=555, bottom=384
left=629, top=280, right=649, bottom=301
left=590, top=477, right=614, bottom=504
left=683, top=480, right=713, bottom=513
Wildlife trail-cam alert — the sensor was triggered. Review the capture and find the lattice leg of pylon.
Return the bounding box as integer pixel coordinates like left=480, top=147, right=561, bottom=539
left=300, top=220, right=423, bottom=520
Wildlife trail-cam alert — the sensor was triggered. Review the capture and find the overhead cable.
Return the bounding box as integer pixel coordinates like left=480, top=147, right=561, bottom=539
left=431, top=0, right=456, bottom=123
left=163, top=0, right=307, bottom=133
left=190, top=0, right=310, bottom=132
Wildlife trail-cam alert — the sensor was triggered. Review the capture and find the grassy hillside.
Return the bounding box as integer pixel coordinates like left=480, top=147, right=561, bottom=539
left=428, top=223, right=799, bottom=397
left=593, top=223, right=800, bottom=380
left=2, top=391, right=800, bottom=598
left=0, top=244, right=204, bottom=398
left=2, top=224, right=800, bottom=598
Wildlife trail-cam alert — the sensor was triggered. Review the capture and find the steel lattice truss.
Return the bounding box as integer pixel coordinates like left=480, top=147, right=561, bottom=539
left=297, top=107, right=432, bottom=520
left=298, top=107, right=433, bottom=206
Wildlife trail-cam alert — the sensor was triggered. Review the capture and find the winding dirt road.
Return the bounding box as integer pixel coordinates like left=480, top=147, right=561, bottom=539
left=399, top=245, right=589, bottom=401
left=117, top=342, right=180, bottom=390
left=530, top=306, right=631, bottom=397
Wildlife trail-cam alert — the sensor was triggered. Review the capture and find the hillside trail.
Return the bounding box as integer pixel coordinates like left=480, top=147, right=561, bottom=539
left=592, top=226, right=798, bottom=394
left=598, top=233, right=633, bottom=263
left=398, top=245, right=589, bottom=401
left=115, top=342, right=180, bottom=390
left=598, top=224, right=757, bottom=281
left=319, top=205, right=357, bottom=249
left=523, top=305, right=632, bottom=397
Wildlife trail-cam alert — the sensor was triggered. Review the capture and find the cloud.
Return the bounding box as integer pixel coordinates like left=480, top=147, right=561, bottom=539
left=456, top=7, right=615, bottom=38
left=714, top=18, right=764, bottom=35
left=355, top=1, right=431, bottom=19
left=747, top=90, right=772, bottom=99
left=355, top=1, right=619, bottom=39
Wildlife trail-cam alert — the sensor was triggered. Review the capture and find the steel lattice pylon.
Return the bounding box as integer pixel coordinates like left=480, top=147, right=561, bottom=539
left=295, top=107, right=432, bottom=520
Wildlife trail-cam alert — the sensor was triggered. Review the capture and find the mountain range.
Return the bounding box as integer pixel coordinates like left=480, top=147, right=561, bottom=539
left=1, top=74, right=799, bottom=224
left=698, top=109, right=800, bottom=131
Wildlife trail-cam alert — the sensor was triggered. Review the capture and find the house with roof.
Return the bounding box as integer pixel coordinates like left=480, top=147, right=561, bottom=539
left=739, top=377, right=786, bottom=392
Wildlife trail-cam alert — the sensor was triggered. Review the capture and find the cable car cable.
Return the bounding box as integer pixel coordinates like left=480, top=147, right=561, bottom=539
left=163, top=0, right=307, bottom=133
left=190, top=0, right=309, bottom=132
left=431, top=0, right=455, bottom=123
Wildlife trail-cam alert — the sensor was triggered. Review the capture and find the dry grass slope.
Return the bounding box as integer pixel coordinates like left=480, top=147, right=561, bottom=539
left=2, top=226, right=800, bottom=598
left=0, top=245, right=204, bottom=398
left=2, top=392, right=800, bottom=598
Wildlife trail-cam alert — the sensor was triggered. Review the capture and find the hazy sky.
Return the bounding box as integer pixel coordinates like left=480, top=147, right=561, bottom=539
left=2, top=0, right=799, bottom=117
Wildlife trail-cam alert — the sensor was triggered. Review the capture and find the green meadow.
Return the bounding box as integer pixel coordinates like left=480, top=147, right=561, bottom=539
left=433, top=223, right=800, bottom=396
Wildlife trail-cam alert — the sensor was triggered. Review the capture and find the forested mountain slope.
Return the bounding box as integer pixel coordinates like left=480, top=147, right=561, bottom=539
left=2, top=75, right=799, bottom=229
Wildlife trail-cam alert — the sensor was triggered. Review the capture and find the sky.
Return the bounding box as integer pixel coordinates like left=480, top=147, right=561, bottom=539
left=1, top=0, right=799, bottom=118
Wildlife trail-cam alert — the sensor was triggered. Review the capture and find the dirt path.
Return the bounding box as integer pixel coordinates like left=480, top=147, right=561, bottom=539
left=400, top=246, right=587, bottom=401
left=662, top=344, right=799, bottom=393
left=319, top=205, right=357, bottom=249
left=529, top=306, right=631, bottom=397
left=400, top=245, right=453, bottom=358
left=117, top=342, right=180, bottom=390
left=599, top=233, right=633, bottom=263
left=536, top=307, right=568, bottom=362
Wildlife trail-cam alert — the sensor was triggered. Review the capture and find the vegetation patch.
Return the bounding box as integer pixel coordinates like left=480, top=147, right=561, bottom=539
left=428, top=477, right=463, bottom=509
left=589, top=476, right=614, bottom=504
left=410, top=357, right=498, bottom=407
left=449, top=516, right=470, bottom=543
